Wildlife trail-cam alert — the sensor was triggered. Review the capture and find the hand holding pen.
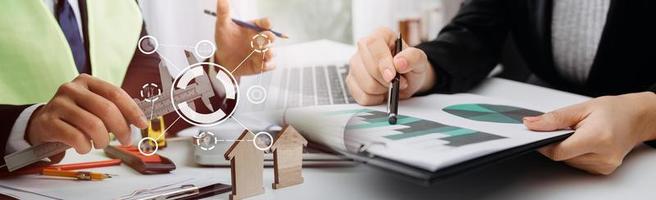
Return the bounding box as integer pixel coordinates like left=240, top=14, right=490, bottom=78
left=345, top=28, right=437, bottom=107
left=388, top=34, right=402, bottom=124
left=209, top=0, right=287, bottom=76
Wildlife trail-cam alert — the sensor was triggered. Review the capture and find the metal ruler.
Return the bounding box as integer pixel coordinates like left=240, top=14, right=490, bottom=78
left=2, top=142, right=70, bottom=171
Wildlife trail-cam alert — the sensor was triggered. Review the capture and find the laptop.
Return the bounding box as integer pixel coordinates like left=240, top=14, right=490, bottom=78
left=192, top=40, right=358, bottom=167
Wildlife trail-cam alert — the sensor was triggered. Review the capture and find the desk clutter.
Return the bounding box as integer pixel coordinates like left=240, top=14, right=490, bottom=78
left=0, top=159, right=121, bottom=182
left=0, top=125, right=309, bottom=199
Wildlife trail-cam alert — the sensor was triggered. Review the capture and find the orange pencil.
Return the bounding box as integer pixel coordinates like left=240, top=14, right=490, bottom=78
left=41, top=168, right=115, bottom=181
left=5, top=159, right=122, bottom=175
left=48, top=159, right=121, bottom=171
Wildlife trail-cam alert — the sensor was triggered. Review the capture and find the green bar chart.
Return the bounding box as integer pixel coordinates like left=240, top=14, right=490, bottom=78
left=341, top=109, right=505, bottom=147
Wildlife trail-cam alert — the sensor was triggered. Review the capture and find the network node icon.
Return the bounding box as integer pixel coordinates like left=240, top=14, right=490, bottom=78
left=246, top=85, right=267, bottom=104
left=140, top=83, right=161, bottom=102
left=194, top=40, right=217, bottom=59
left=138, top=35, right=159, bottom=55
left=137, top=137, right=159, bottom=156
left=250, top=33, right=271, bottom=53
left=253, top=131, right=273, bottom=151
left=194, top=131, right=218, bottom=151
left=171, top=62, right=239, bottom=127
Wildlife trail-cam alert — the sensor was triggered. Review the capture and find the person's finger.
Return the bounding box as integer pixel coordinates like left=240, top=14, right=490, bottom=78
left=561, top=155, right=600, bottom=173
left=74, top=89, right=132, bottom=146
left=562, top=154, right=620, bottom=175
left=346, top=74, right=385, bottom=105
left=256, top=31, right=276, bottom=64
left=267, top=49, right=276, bottom=61
left=399, top=87, right=415, bottom=99
left=393, top=47, right=428, bottom=74
left=537, top=144, right=556, bottom=157
left=74, top=75, right=148, bottom=129
left=55, top=99, right=110, bottom=149
left=260, top=31, right=276, bottom=47
left=351, top=41, right=389, bottom=93
left=57, top=80, right=131, bottom=145
left=369, top=28, right=400, bottom=82
left=263, top=48, right=274, bottom=63
left=357, top=28, right=396, bottom=85
left=369, top=27, right=397, bottom=49
left=537, top=127, right=596, bottom=161
left=399, top=76, right=409, bottom=90
left=523, top=102, right=589, bottom=131
left=252, top=18, right=272, bottom=30
left=50, top=119, right=92, bottom=154
left=216, top=0, right=231, bottom=23
left=368, top=38, right=396, bottom=83
left=349, top=55, right=388, bottom=95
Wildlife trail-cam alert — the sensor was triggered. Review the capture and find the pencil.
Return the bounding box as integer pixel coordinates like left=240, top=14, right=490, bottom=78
left=41, top=168, right=115, bottom=181
left=203, top=10, right=289, bottom=39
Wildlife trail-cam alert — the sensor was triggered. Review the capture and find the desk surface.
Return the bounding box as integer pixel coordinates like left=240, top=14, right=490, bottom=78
left=3, top=41, right=655, bottom=200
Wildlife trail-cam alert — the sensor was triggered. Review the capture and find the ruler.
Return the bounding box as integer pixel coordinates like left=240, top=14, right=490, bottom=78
left=3, top=142, right=70, bottom=172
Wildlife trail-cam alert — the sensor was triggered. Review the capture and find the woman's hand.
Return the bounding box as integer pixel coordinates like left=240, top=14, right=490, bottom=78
left=346, top=27, right=436, bottom=105
left=214, top=0, right=275, bottom=76
left=523, top=92, right=656, bottom=175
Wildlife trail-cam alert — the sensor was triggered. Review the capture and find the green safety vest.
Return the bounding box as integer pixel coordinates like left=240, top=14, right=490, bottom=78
left=0, top=0, right=143, bottom=105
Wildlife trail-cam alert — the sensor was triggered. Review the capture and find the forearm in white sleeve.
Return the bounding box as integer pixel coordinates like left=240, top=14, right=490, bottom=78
left=5, top=103, right=44, bottom=154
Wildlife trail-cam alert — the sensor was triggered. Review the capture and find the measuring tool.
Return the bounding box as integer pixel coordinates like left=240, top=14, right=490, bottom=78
left=2, top=52, right=216, bottom=172
left=136, top=81, right=214, bottom=118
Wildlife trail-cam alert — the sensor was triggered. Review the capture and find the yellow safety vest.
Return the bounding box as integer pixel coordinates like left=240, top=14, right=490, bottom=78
left=0, top=0, right=143, bottom=104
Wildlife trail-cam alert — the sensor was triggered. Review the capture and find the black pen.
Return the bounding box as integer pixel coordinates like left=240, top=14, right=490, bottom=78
left=388, top=34, right=402, bottom=124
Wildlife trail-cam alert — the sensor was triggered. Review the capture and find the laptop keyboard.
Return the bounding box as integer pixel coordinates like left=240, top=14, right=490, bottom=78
left=250, top=64, right=354, bottom=110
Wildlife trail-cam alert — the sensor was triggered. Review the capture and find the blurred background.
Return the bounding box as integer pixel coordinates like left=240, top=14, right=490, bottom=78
left=138, top=0, right=529, bottom=83
left=138, top=0, right=464, bottom=48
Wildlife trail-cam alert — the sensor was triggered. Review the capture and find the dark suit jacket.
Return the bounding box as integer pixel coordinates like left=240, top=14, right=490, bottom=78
left=417, top=0, right=656, bottom=96
left=0, top=1, right=162, bottom=164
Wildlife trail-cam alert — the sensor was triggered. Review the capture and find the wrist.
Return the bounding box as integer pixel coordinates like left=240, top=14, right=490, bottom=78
left=637, top=92, right=656, bottom=142
left=25, top=105, right=45, bottom=146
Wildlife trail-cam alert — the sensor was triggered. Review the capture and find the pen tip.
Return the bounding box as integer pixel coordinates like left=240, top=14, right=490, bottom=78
left=388, top=116, right=397, bottom=125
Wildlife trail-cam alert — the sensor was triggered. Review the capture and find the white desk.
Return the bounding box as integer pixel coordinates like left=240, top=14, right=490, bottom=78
left=2, top=41, right=655, bottom=200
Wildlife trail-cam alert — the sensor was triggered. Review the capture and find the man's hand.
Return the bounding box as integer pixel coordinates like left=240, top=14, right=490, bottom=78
left=214, top=0, right=275, bottom=76
left=27, top=74, right=148, bottom=154
left=346, top=27, right=436, bottom=106
left=524, top=92, right=656, bottom=175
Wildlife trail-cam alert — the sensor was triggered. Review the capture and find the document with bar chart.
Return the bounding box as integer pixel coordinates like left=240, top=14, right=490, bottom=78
left=285, top=93, right=572, bottom=179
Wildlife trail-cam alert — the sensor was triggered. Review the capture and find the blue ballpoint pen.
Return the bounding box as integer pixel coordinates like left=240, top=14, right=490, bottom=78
left=203, top=10, right=289, bottom=39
